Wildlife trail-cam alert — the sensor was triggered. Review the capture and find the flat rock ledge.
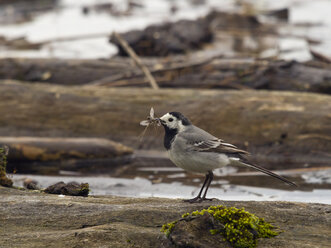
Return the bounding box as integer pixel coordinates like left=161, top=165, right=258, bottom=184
left=0, top=186, right=330, bottom=248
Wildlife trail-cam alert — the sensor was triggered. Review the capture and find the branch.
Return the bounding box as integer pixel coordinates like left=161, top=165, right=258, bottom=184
left=111, top=32, right=159, bottom=90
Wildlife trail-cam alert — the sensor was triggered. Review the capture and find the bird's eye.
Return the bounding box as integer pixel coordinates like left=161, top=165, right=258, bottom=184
left=168, top=118, right=174, bottom=122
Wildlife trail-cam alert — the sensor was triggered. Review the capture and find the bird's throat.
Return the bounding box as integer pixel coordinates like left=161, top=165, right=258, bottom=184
left=163, top=126, right=178, bottom=150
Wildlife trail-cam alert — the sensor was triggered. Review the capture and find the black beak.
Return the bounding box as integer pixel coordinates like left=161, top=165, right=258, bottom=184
left=157, top=118, right=166, bottom=125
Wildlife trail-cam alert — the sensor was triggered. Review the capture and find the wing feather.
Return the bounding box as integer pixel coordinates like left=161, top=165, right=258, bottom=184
left=189, top=138, right=249, bottom=155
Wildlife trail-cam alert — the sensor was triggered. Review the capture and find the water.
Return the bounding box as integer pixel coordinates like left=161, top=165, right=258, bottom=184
left=0, top=0, right=330, bottom=60
left=10, top=165, right=331, bottom=204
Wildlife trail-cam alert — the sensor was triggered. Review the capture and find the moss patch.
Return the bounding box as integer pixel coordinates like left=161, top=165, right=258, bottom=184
left=160, top=220, right=177, bottom=237
left=161, top=205, right=279, bottom=248
left=0, top=146, right=13, bottom=187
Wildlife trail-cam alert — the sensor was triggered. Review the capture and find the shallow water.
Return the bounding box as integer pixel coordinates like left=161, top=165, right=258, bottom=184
left=10, top=165, right=331, bottom=204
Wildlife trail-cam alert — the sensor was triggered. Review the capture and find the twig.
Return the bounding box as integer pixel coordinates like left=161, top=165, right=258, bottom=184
left=310, top=48, right=331, bottom=64
left=88, top=54, right=222, bottom=86
left=111, top=32, right=159, bottom=90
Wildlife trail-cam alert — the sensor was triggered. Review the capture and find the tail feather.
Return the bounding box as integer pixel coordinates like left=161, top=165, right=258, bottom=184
left=231, top=159, right=297, bottom=187
left=244, top=162, right=297, bottom=187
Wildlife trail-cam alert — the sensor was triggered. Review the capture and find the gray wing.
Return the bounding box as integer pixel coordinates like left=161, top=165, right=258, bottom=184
left=180, top=125, right=249, bottom=155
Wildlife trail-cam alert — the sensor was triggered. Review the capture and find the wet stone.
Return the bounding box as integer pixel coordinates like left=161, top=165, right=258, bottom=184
left=169, top=213, right=232, bottom=248
left=44, top=181, right=89, bottom=197
left=0, top=176, right=13, bottom=187
left=23, top=178, right=39, bottom=190
left=0, top=146, right=12, bottom=187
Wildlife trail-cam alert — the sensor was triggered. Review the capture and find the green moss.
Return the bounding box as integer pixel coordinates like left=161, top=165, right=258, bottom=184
left=181, top=212, right=190, bottom=218
left=0, top=146, right=7, bottom=174
left=162, top=205, right=279, bottom=248
left=0, top=146, right=13, bottom=187
left=161, top=221, right=177, bottom=238
left=79, top=183, right=90, bottom=197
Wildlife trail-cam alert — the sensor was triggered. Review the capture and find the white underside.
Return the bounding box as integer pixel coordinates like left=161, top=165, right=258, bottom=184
left=168, top=149, right=234, bottom=174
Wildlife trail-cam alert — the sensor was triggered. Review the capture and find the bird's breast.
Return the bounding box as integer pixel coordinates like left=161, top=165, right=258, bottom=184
left=168, top=143, right=230, bottom=173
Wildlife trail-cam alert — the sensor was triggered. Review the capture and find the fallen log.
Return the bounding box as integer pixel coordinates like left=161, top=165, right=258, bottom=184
left=0, top=137, right=133, bottom=174
left=0, top=80, right=330, bottom=169
left=1, top=58, right=330, bottom=94
left=97, top=59, right=331, bottom=94
left=0, top=58, right=133, bottom=85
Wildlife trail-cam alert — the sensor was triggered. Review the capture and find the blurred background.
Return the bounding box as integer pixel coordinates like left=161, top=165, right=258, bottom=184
left=0, top=0, right=330, bottom=203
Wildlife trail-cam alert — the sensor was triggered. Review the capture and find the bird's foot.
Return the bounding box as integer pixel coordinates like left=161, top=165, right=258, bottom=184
left=202, top=197, right=213, bottom=201
left=183, top=197, right=213, bottom=203
left=183, top=196, right=202, bottom=203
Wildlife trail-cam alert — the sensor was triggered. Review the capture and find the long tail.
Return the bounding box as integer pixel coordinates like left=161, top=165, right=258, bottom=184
left=230, top=156, right=298, bottom=187
left=233, top=159, right=297, bottom=187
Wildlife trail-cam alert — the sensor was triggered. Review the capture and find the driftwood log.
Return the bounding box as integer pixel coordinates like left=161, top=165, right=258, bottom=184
left=0, top=58, right=330, bottom=94
left=0, top=80, right=330, bottom=169
left=0, top=58, right=132, bottom=85
left=0, top=137, right=133, bottom=173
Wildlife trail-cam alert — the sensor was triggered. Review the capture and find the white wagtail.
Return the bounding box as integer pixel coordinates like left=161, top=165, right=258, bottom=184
left=156, top=111, right=297, bottom=203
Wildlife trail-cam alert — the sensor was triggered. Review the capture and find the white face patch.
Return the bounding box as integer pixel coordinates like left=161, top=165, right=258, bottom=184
left=160, top=113, right=186, bottom=132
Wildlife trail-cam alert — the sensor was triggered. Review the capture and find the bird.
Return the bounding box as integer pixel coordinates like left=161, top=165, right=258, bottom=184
left=157, top=111, right=297, bottom=203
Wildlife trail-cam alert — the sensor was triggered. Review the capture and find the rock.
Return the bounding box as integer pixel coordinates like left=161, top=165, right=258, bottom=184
left=110, top=19, right=213, bottom=56
left=62, top=182, right=89, bottom=197
left=169, top=213, right=231, bottom=248
left=0, top=186, right=330, bottom=247
left=23, top=178, right=39, bottom=190
left=44, top=181, right=89, bottom=197
left=0, top=176, right=13, bottom=187
left=0, top=146, right=13, bottom=187
left=44, top=181, right=66, bottom=194
left=0, top=81, right=330, bottom=169
left=166, top=205, right=280, bottom=248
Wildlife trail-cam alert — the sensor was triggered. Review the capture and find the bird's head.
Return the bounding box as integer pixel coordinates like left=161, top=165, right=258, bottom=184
left=158, top=112, right=191, bottom=132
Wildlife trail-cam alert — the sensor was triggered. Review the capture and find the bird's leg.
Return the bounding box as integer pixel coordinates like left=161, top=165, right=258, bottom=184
left=201, top=171, right=214, bottom=201
left=183, top=173, right=210, bottom=203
